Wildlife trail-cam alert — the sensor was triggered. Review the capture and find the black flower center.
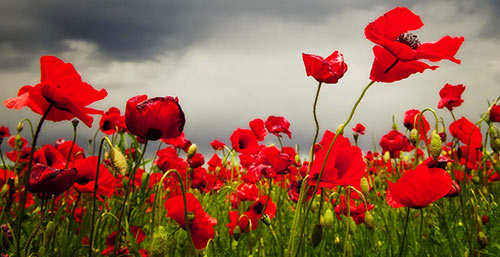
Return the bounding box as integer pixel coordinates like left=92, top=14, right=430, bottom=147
left=252, top=202, right=264, bottom=214
left=146, top=128, right=162, bottom=141
left=396, top=33, right=421, bottom=50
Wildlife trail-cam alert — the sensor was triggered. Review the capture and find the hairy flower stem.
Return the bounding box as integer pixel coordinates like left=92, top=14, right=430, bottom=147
left=291, top=80, right=375, bottom=257
left=398, top=208, right=411, bottom=257
left=112, top=140, right=148, bottom=257
left=342, top=188, right=352, bottom=256
left=15, top=104, right=53, bottom=257
left=65, top=121, right=78, bottom=169
left=88, top=137, right=113, bottom=257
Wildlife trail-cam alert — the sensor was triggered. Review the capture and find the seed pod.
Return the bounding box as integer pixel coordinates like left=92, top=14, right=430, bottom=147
left=491, top=137, right=500, bottom=153
left=360, top=177, right=370, bottom=196
left=43, top=221, right=57, bottom=248
left=16, top=122, right=23, bottom=132
left=364, top=211, right=375, bottom=230
left=430, top=132, right=443, bottom=160
left=261, top=214, right=272, bottom=226
left=383, top=151, right=391, bottom=163
left=348, top=217, right=357, bottom=235
left=294, top=154, right=300, bottom=164
left=233, top=226, right=242, bottom=241
left=109, top=146, right=128, bottom=175
left=311, top=223, right=323, bottom=248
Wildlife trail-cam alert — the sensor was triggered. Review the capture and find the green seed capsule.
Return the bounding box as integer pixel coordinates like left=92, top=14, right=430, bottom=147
left=311, top=223, right=323, bottom=248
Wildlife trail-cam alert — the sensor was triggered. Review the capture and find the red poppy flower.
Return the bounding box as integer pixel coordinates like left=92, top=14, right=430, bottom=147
left=4, top=56, right=107, bottom=127
left=56, top=140, right=85, bottom=163
left=490, top=104, right=500, bottom=122
left=101, top=226, right=146, bottom=256
left=302, top=51, right=348, bottom=84
left=162, top=132, right=192, bottom=152
left=165, top=193, right=217, bottom=249
left=334, top=195, right=375, bottom=224
left=230, top=128, right=261, bottom=155
left=308, top=130, right=366, bottom=188
left=0, top=126, right=10, bottom=138
left=210, top=139, right=226, bottom=150
left=379, top=130, right=411, bottom=156
left=365, top=7, right=464, bottom=82
left=438, top=83, right=465, bottom=111
left=387, top=164, right=452, bottom=208
left=237, top=183, right=259, bottom=201
left=352, top=123, right=366, bottom=135
left=449, top=117, right=482, bottom=148
left=99, top=107, right=126, bottom=135
left=33, top=144, right=66, bottom=169
left=155, top=146, right=187, bottom=174
left=265, top=116, right=292, bottom=139
left=125, top=95, right=185, bottom=141
left=73, top=157, right=116, bottom=198
left=288, top=179, right=314, bottom=203
left=249, top=118, right=267, bottom=141
left=28, top=163, right=77, bottom=197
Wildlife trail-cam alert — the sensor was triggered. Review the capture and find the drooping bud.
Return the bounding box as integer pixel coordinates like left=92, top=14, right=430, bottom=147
left=151, top=226, right=174, bottom=257
left=311, top=223, right=323, bottom=248
left=348, top=217, right=357, bottom=235
left=294, top=154, right=300, bottom=164
left=489, top=125, right=498, bottom=138
left=364, top=211, right=375, bottom=230
left=187, top=144, right=197, bottom=159
left=16, top=122, right=23, bottom=133
left=409, top=128, right=419, bottom=145
left=491, top=137, right=500, bottom=153
left=430, top=132, right=443, bottom=160
left=478, top=231, right=488, bottom=248
left=360, top=177, right=370, bottom=196
left=323, top=209, right=334, bottom=229
left=261, top=214, right=272, bottom=226
left=43, top=221, right=57, bottom=248
left=0, top=184, right=8, bottom=198
left=336, top=124, right=344, bottom=135
left=109, top=146, right=128, bottom=175
left=233, top=226, right=242, bottom=241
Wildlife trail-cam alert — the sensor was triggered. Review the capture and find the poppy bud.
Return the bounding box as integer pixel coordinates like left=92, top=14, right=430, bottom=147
left=311, top=201, right=319, bottom=212
left=478, top=231, right=488, bottom=248
left=489, top=125, right=498, bottom=138
left=15, top=134, right=24, bottom=149
left=383, top=151, right=391, bottom=163
left=187, top=211, right=196, bottom=224
left=364, top=211, right=375, bottom=229
left=360, top=177, right=370, bottom=196
left=43, top=221, right=56, bottom=248
left=334, top=236, right=340, bottom=245
left=109, top=146, right=128, bottom=176
left=374, top=176, right=381, bottom=188
left=430, top=132, right=443, bottom=160
left=141, top=172, right=149, bottom=188
left=295, top=154, right=300, bottom=164
left=472, top=176, right=480, bottom=185
left=491, top=137, right=500, bottom=153
left=409, top=128, right=419, bottom=145
left=151, top=226, right=174, bottom=257
left=345, top=239, right=353, bottom=256
left=261, top=214, right=272, bottom=226
left=187, top=144, right=197, bottom=159
left=0, top=183, right=8, bottom=198
left=311, top=223, right=323, bottom=248
left=348, top=217, right=357, bottom=234
left=233, top=226, right=242, bottom=241
left=15, top=122, right=23, bottom=134
left=336, top=124, right=344, bottom=135
left=322, top=209, right=334, bottom=229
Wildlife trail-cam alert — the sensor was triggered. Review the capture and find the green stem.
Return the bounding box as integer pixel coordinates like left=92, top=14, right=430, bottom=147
left=112, top=140, right=148, bottom=256
left=15, top=104, right=53, bottom=257
left=65, top=121, right=78, bottom=169
left=398, top=208, right=411, bottom=257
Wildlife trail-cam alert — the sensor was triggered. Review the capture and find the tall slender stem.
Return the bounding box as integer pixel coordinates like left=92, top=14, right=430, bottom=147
left=15, top=104, right=53, bottom=257
left=398, top=207, right=411, bottom=257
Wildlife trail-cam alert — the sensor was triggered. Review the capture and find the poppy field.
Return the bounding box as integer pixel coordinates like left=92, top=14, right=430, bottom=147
left=1, top=6, right=500, bottom=257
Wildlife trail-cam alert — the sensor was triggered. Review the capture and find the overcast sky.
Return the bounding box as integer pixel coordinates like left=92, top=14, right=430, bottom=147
left=1, top=0, right=499, bottom=155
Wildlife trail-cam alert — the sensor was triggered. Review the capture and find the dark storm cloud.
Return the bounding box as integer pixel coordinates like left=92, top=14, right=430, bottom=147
left=0, top=0, right=390, bottom=68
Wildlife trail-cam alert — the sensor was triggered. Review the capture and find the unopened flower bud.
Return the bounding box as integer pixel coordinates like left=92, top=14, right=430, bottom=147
left=374, top=176, right=381, bottom=188
left=478, top=231, right=488, bottom=248
left=491, top=137, right=500, bottom=153
left=383, top=151, right=391, bottom=163
left=364, top=211, right=375, bottom=230
left=311, top=223, right=323, bottom=248
left=141, top=172, right=149, bottom=188
left=360, top=177, right=370, bottom=196
left=489, top=125, right=498, bottom=138
left=323, top=209, right=334, bottom=229
left=261, top=214, right=271, bottom=226
left=0, top=184, right=8, bottom=198
left=43, top=221, right=57, bottom=248
left=17, top=122, right=23, bottom=132
left=110, top=146, right=128, bottom=176
left=15, top=134, right=24, bottom=149
left=311, top=201, right=319, bottom=212
left=472, top=176, right=480, bottom=185
left=187, top=144, right=197, bottom=159
left=294, top=154, right=300, bottom=164
left=233, top=226, right=242, bottom=241
left=348, top=217, right=357, bottom=234
left=409, top=128, right=419, bottom=145
left=151, top=226, right=174, bottom=257
left=336, top=124, right=344, bottom=135
left=334, top=235, right=340, bottom=245
left=430, top=132, right=443, bottom=160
